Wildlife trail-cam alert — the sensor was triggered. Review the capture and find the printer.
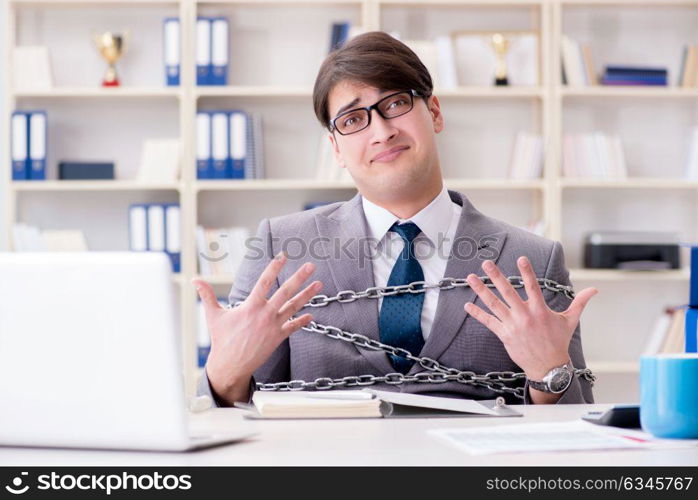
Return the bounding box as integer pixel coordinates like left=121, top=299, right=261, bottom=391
left=583, top=231, right=680, bottom=270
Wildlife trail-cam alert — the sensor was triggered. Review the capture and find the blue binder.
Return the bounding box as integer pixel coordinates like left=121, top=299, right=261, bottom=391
left=11, top=111, right=29, bottom=180
left=164, top=203, right=181, bottom=273
left=196, top=17, right=212, bottom=85
left=28, top=111, right=47, bottom=181
left=229, top=110, right=247, bottom=179
left=210, top=111, right=229, bottom=179
left=686, top=307, right=698, bottom=353
left=164, top=17, right=180, bottom=86
left=210, top=17, right=229, bottom=86
left=128, top=204, right=149, bottom=252
left=690, top=246, right=698, bottom=308
left=196, top=112, right=212, bottom=179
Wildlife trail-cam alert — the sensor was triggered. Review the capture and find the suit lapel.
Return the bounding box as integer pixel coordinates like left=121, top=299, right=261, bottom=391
left=414, top=190, right=508, bottom=369
left=314, top=194, right=394, bottom=375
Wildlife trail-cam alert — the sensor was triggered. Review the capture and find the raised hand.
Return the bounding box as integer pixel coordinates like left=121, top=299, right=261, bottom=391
left=193, top=252, right=323, bottom=405
left=463, top=256, right=598, bottom=383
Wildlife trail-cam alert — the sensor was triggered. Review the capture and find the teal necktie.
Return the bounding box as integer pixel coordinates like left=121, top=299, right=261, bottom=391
left=378, top=222, right=425, bottom=373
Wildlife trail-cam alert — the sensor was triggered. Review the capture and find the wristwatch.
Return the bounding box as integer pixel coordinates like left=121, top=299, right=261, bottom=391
left=528, top=361, right=574, bottom=394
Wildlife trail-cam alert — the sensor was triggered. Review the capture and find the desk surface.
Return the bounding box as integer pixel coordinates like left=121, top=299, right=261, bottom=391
left=2, top=404, right=697, bottom=466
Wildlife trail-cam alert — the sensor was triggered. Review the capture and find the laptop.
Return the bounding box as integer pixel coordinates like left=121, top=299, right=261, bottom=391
left=0, top=252, right=256, bottom=451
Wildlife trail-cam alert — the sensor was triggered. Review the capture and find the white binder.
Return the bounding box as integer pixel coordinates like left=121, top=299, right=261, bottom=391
left=196, top=17, right=212, bottom=85
left=211, top=17, right=229, bottom=85
left=28, top=112, right=47, bottom=180
left=128, top=205, right=148, bottom=252
left=211, top=111, right=228, bottom=178
left=11, top=112, right=28, bottom=180
left=147, top=204, right=165, bottom=252
left=164, top=18, right=180, bottom=86
left=196, top=112, right=212, bottom=178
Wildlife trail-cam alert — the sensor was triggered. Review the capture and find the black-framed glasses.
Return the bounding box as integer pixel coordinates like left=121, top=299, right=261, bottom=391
left=328, top=89, right=426, bottom=136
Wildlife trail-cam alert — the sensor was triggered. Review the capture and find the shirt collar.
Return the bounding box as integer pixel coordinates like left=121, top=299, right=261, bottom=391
left=361, top=184, right=454, bottom=245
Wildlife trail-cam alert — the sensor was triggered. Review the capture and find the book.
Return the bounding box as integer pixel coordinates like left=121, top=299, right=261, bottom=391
left=562, top=132, right=627, bottom=179
left=561, top=35, right=587, bottom=87
left=136, top=139, right=180, bottom=183
left=508, top=131, right=543, bottom=180
left=12, top=46, right=53, bottom=91
left=239, top=389, right=522, bottom=420
left=11, top=224, right=88, bottom=252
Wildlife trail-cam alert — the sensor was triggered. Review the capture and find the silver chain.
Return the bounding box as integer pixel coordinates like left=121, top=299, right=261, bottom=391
left=232, top=275, right=595, bottom=400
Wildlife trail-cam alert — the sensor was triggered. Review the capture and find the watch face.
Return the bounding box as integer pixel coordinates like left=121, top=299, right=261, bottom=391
left=549, top=369, right=573, bottom=393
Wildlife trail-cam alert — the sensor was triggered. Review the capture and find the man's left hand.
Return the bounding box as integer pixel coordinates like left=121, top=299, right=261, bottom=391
left=463, top=256, right=598, bottom=382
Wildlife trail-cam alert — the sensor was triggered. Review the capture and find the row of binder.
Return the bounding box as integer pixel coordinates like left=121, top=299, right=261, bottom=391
left=128, top=203, right=181, bottom=273
left=163, top=17, right=229, bottom=86
left=11, top=111, right=47, bottom=181
left=196, top=110, right=264, bottom=180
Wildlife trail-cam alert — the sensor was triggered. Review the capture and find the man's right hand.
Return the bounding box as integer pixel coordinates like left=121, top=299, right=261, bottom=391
left=193, top=252, right=322, bottom=406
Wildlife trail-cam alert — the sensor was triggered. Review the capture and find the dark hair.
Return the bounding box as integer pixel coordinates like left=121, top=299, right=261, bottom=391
left=313, top=31, right=433, bottom=130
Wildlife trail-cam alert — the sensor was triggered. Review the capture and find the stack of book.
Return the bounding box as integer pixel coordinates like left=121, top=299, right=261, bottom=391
left=508, top=132, right=543, bottom=180
left=12, top=224, right=88, bottom=252
left=560, top=36, right=597, bottom=86
left=195, top=225, right=250, bottom=277
left=678, top=45, right=698, bottom=87
left=196, top=110, right=264, bottom=180
left=11, top=111, right=47, bottom=181
left=128, top=203, right=181, bottom=273
left=601, top=66, right=668, bottom=86
left=562, top=132, right=628, bottom=179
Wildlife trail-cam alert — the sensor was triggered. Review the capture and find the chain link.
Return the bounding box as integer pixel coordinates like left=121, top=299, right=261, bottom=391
left=230, top=275, right=594, bottom=400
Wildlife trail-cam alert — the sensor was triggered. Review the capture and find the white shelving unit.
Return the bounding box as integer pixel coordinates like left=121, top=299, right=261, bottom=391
left=3, top=0, right=697, bottom=400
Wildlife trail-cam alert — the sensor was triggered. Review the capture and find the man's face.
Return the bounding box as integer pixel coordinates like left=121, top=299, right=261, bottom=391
left=327, top=80, right=444, bottom=203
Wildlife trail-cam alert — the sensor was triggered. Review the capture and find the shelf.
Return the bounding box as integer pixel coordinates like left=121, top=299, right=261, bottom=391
left=559, top=178, right=698, bottom=189
left=195, top=86, right=313, bottom=98
left=11, top=181, right=183, bottom=192
left=378, top=0, right=544, bottom=6
left=11, top=0, right=180, bottom=7
left=585, top=361, right=639, bottom=374
left=198, top=0, right=363, bottom=5
left=195, top=179, right=357, bottom=191
left=12, top=87, right=182, bottom=99
left=445, top=178, right=545, bottom=190
left=561, top=0, right=698, bottom=6
left=569, top=268, right=690, bottom=281
left=195, top=178, right=545, bottom=191
left=560, top=87, right=698, bottom=98
left=436, top=86, right=545, bottom=98
left=195, top=86, right=545, bottom=99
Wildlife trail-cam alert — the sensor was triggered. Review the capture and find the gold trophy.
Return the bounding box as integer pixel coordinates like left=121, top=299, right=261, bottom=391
left=93, top=31, right=127, bottom=87
left=490, top=32, right=510, bottom=86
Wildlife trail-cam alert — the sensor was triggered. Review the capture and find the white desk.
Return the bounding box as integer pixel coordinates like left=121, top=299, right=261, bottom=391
left=2, top=404, right=697, bottom=466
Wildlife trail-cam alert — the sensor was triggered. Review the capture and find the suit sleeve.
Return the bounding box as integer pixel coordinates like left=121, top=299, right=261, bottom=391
left=196, top=217, right=291, bottom=407
left=523, top=240, right=595, bottom=405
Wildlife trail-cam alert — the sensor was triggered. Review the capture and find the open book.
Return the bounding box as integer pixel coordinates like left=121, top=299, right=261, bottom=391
left=236, top=389, right=522, bottom=419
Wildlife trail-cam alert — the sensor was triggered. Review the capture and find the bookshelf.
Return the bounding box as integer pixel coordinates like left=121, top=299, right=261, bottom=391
left=3, top=0, right=697, bottom=401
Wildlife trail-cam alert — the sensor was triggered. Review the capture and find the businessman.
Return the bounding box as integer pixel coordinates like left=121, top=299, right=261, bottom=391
left=195, top=32, right=598, bottom=407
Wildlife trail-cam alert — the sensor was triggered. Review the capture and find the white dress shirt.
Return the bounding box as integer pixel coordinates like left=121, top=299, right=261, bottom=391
left=361, top=184, right=462, bottom=340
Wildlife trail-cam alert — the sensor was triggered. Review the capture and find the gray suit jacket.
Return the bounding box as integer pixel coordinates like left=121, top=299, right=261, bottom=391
left=198, top=190, right=594, bottom=406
